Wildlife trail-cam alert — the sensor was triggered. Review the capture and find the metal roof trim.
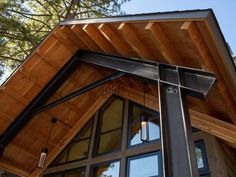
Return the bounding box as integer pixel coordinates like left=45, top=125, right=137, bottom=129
left=59, top=9, right=211, bottom=25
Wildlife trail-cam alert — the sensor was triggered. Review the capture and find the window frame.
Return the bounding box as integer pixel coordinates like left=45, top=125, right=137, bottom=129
left=50, top=118, right=94, bottom=166
left=195, top=140, right=211, bottom=176
left=93, top=96, right=125, bottom=157
left=127, top=151, right=163, bottom=177
left=89, top=159, right=121, bottom=177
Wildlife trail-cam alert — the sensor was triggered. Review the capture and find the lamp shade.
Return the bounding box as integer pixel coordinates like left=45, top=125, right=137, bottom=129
left=38, top=147, right=48, bottom=168
left=140, top=114, right=149, bottom=142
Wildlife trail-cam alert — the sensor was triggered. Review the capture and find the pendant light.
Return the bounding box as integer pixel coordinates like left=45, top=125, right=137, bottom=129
left=140, top=83, right=149, bottom=142
left=38, top=117, right=57, bottom=168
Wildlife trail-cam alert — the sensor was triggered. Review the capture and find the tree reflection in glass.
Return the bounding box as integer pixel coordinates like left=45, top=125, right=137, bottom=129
left=128, top=153, right=161, bottom=177
left=93, top=161, right=120, bottom=177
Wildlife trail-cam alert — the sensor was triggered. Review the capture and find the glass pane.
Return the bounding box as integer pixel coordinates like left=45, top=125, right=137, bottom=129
left=74, top=120, right=93, bottom=141
left=101, top=98, right=123, bottom=132
left=128, top=153, right=160, bottom=177
left=130, top=123, right=142, bottom=145
left=68, top=139, right=89, bottom=161
left=98, top=130, right=121, bottom=154
left=149, top=119, right=161, bottom=140
left=130, top=104, right=160, bottom=146
left=195, top=146, right=204, bottom=168
left=52, top=149, right=68, bottom=165
left=67, top=171, right=85, bottom=177
left=93, top=161, right=120, bottom=177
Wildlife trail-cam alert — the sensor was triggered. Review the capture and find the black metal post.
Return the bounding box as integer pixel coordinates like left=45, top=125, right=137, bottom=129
left=159, top=83, right=199, bottom=177
left=158, top=64, right=200, bottom=177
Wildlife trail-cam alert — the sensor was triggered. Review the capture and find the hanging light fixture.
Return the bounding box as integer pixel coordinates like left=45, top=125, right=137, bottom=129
left=140, top=83, right=149, bottom=142
left=38, top=117, right=57, bottom=168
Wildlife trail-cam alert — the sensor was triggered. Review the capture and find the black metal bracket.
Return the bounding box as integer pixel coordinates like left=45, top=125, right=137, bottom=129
left=31, top=71, right=125, bottom=115
left=0, top=50, right=216, bottom=177
left=78, top=51, right=215, bottom=99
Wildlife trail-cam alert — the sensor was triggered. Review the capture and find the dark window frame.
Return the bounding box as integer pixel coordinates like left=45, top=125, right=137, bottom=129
left=44, top=166, right=86, bottom=177
left=195, top=140, right=211, bottom=176
left=89, top=159, right=121, bottom=177
left=126, top=151, right=163, bottom=177
left=50, top=118, right=94, bottom=166
left=93, top=96, right=125, bottom=157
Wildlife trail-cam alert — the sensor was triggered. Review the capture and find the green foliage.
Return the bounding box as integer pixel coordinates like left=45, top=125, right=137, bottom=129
left=0, top=0, right=129, bottom=82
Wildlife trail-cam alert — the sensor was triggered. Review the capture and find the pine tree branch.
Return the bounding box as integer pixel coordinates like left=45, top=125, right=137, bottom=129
left=6, top=9, right=51, bottom=17
left=0, top=55, right=23, bottom=62
left=34, top=0, right=53, bottom=16
left=7, top=9, right=53, bottom=30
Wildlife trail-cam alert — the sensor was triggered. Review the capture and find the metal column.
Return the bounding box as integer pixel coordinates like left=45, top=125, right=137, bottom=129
left=159, top=83, right=198, bottom=177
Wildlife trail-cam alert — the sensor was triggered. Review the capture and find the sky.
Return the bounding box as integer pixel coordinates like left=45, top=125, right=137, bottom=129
left=121, top=0, right=236, bottom=55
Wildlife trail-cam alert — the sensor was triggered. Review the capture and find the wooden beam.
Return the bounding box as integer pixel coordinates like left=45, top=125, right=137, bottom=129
left=145, top=22, right=180, bottom=65
left=8, top=143, right=38, bottom=160
left=83, top=24, right=117, bottom=54
left=60, top=26, right=87, bottom=49
left=53, top=27, right=79, bottom=53
left=98, top=24, right=131, bottom=56
left=70, top=25, right=102, bottom=51
left=118, top=23, right=154, bottom=59
left=181, top=21, right=236, bottom=123
left=190, top=110, right=236, bottom=147
left=117, top=84, right=236, bottom=148
left=0, top=161, right=30, bottom=177
left=30, top=84, right=117, bottom=177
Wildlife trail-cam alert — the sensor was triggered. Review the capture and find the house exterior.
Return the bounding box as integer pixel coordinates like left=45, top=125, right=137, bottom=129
left=0, top=9, right=235, bottom=177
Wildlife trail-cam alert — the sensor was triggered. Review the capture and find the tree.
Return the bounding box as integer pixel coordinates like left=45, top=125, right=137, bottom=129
left=0, top=0, right=129, bottom=83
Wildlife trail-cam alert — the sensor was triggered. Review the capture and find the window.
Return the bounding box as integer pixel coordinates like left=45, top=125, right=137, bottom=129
left=46, top=96, right=211, bottom=177
left=195, top=140, right=210, bottom=177
left=51, top=119, right=93, bottom=165
left=129, top=103, right=160, bottom=146
left=128, top=152, right=162, bottom=177
left=91, top=161, right=120, bottom=177
left=94, top=97, right=124, bottom=155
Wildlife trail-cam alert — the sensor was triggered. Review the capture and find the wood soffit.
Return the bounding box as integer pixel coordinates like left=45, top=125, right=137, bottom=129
left=0, top=9, right=235, bottom=176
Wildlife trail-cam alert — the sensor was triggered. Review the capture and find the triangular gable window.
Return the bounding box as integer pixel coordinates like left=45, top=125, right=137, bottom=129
left=51, top=118, right=93, bottom=165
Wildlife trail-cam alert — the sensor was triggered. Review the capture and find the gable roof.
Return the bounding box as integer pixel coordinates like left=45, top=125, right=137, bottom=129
left=0, top=9, right=236, bottom=176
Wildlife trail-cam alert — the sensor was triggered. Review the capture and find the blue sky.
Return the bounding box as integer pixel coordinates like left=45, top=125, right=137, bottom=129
left=122, top=0, right=236, bottom=55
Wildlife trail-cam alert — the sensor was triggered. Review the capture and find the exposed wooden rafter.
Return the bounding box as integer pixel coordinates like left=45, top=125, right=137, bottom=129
left=145, top=22, right=180, bottom=64
left=70, top=25, right=102, bottom=51
left=99, top=24, right=131, bottom=56
left=83, top=24, right=117, bottom=54
left=118, top=23, right=154, bottom=59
